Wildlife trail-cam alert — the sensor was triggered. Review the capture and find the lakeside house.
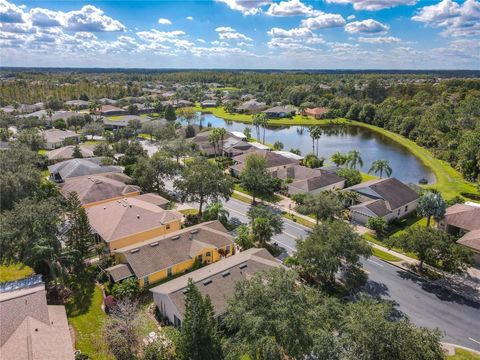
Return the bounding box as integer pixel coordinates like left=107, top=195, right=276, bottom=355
left=65, top=99, right=89, bottom=109
left=346, top=178, right=419, bottom=225
left=106, top=220, right=235, bottom=288
left=48, top=157, right=123, bottom=182
left=86, top=193, right=182, bottom=251
left=439, top=203, right=480, bottom=266
left=1, top=102, right=43, bottom=115
left=150, top=247, right=281, bottom=327
left=200, top=100, right=217, bottom=108
left=46, top=144, right=95, bottom=162
left=263, top=105, right=296, bottom=118
left=236, top=99, right=267, bottom=114
left=42, top=129, right=80, bottom=150
left=58, top=172, right=141, bottom=207
left=303, top=107, right=328, bottom=119
left=99, top=104, right=127, bottom=116
left=230, top=149, right=299, bottom=176
left=0, top=277, right=74, bottom=360
left=18, top=110, right=80, bottom=124
left=102, top=115, right=153, bottom=130
left=270, top=164, right=345, bottom=195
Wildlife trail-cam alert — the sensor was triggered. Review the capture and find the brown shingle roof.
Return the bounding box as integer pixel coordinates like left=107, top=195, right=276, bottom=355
left=444, top=204, right=480, bottom=231
left=47, top=145, right=95, bottom=161
left=42, top=129, right=79, bottom=144
left=106, top=264, right=134, bottom=282
left=59, top=173, right=140, bottom=205
left=86, top=193, right=181, bottom=242
left=232, top=149, right=299, bottom=172
left=116, top=221, right=234, bottom=278
left=457, top=229, right=480, bottom=252
left=351, top=199, right=391, bottom=217
left=270, top=165, right=344, bottom=192
left=151, top=248, right=281, bottom=318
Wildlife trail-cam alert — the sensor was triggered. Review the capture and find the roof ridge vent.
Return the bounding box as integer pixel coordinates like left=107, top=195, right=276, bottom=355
left=150, top=242, right=159, bottom=247
left=221, top=271, right=230, bottom=277
left=239, top=263, right=247, bottom=269
left=171, top=235, right=180, bottom=240
left=203, top=279, right=212, bottom=286
left=130, top=248, right=139, bottom=254
left=190, top=229, right=199, bottom=234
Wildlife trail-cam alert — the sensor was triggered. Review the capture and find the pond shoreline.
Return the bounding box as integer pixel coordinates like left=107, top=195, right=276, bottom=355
left=194, top=106, right=478, bottom=200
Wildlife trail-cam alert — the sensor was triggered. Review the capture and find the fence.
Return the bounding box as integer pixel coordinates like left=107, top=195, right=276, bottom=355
left=0, top=274, right=43, bottom=293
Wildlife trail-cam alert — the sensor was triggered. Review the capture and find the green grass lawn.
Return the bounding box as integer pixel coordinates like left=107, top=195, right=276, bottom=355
left=282, top=212, right=315, bottom=229
left=179, top=208, right=199, bottom=216
left=209, top=87, right=241, bottom=91
left=363, top=233, right=418, bottom=260
left=448, top=348, right=480, bottom=360
left=371, top=247, right=402, bottom=262
left=231, top=191, right=252, bottom=204
left=361, top=172, right=378, bottom=182
left=234, top=183, right=281, bottom=203
left=0, top=263, right=33, bottom=282
left=38, top=149, right=48, bottom=155
left=66, top=271, right=112, bottom=360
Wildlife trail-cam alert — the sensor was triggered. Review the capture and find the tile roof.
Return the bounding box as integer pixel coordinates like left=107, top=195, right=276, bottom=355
left=150, top=248, right=281, bottom=318
left=86, top=193, right=181, bottom=242
left=46, top=144, right=95, bottom=161
left=444, top=204, right=480, bottom=231
left=116, top=221, right=234, bottom=278
left=59, top=172, right=140, bottom=205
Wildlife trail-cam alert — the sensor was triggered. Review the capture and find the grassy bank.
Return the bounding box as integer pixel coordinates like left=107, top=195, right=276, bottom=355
left=0, top=263, right=33, bottom=282
left=194, top=105, right=478, bottom=200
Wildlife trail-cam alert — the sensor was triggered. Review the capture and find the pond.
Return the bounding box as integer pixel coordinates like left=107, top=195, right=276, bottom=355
left=197, top=113, right=435, bottom=185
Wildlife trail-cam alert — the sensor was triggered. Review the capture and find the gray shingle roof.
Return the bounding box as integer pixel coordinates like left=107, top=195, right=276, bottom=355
left=48, top=157, right=123, bottom=181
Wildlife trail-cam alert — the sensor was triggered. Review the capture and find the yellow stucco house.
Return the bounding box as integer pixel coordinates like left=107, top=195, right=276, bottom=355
left=105, top=220, right=235, bottom=288
left=86, top=193, right=183, bottom=251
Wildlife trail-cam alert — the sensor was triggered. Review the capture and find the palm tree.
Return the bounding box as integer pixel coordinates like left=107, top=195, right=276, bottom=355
left=346, top=150, right=363, bottom=170
left=331, top=151, right=347, bottom=167
left=308, top=126, right=322, bottom=156
left=46, top=108, right=54, bottom=123
left=368, top=159, right=392, bottom=178
left=256, top=113, right=269, bottom=144
left=203, top=202, right=230, bottom=226
left=217, top=127, right=227, bottom=156
left=208, top=129, right=220, bottom=158
left=252, top=114, right=262, bottom=142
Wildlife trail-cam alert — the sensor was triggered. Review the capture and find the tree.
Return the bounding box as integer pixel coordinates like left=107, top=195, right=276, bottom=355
left=252, top=113, right=264, bottom=142
left=17, top=128, right=45, bottom=151
left=366, top=216, right=388, bottom=239
left=296, top=191, right=342, bottom=224
left=72, top=144, right=83, bottom=158
left=293, top=220, right=371, bottom=288
left=417, top=191, right=446, bottom=228
left=388, top=226, right=472, bottom=273
left=202, top=202, right=229, bottom=227
left=83, top=122, right=103, bottom=140
left=369, top=159, right=392, bottom=178
left=308, top=126, right=322, bottom=156
left=132, top=152, right=179, bottom=194
left=346, top=150, right=363, bottom=170
left=174, top=157, right=233, bottom=216
left=178, top=280, right=222, bottom=360
left=208, top=129, right=220, bottom=157
left=234, top=224, right=254, bottom=250
left=217, top=127, right=227, bottom=153
left=243, top=126, right=251, bottom=140
left=246, top=204, right=283, bottom=247
left=331, top=151, right=348, bottom=167
left=337, top=168, right=362, bottom=187
left=93, top=142, right=113, bottom=157
left=177, top=107, right=197, bottom=124
left=303, top=153, right=324, bottom=168
left=127, top=104, right=139, bottom=115
left=53, top=119, right=67, bottom=130
left=239, top=153, right=275, bottom=203
left=272, top=140, right=284, bottom=150
left=163, top=138, right=192, bottom=164
left=64, top=192, right=95, bottom=269
left=112, top=278, right=140, bottom=300
left=164, top=105, right=177, bottom=121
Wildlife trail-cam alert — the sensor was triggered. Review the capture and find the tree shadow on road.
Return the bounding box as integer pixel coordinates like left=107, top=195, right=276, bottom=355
left=363, top=280, right=389, bottom=298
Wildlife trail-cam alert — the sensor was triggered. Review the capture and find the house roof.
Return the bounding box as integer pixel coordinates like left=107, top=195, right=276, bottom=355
left=59, top=172, right=140, bottom=205
left=103, top=115, right=152, bottom=127
left=232, top=149, right=299, bottom=172
left=48, top=157, right=123, bottom=180
left=457, top=229, right=480, bottom=252
left=350, top=199, right=391, bottom=217
left=289, top=172, right=344, bottom=192
left=150, top=248, right=281, bottom=318
left=444, top=204, right=480, bottom=231
left=46, top=144, right=95, bottom=161
left=86, top=193, right=182, bottom=242
left=346, top=177, right=419, bottom=210
left=237, top=99, right=267, bottom=111
left=42, top=129, right=79, bottom=144
left=304, top=107, right=328, bottom=116
left=0, top=283, right=73, bottom=360
left=65, top=99, right=89, bottom=106
left=263, top=105, right=296, bottom=114
left=116, top=221, right=234, bottom=279
left=100, top=105, right=125, bottom=113
left=105, top=264, right=134, bottom=282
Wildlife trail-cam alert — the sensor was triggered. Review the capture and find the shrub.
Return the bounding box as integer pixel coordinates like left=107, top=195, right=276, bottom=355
left=337, top=168, right=362, bottom=187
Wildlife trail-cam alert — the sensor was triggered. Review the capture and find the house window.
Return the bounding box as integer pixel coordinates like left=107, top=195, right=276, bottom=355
left=196, top=255, right=202, bottom=262
left=405, top=205, right=408, bottom=212
left=397, top=209, right=401, bottom=216
left=143, top=276, right=149, bottom=286
left=226, top=245, right=230, bottom=253
left=166, top=224, right=171, bottom=230
left=206, top=252, right=211, bottom=257
left=167, top=267, right=173, bottom=277
left=174, top=315, right=182, bottom=328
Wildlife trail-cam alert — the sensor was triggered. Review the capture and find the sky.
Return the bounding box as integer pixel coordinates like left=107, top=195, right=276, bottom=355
left=0, top=0, right=479, bottom=69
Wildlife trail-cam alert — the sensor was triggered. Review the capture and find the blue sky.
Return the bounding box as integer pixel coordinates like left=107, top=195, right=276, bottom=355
left=1, top=0, right=479, bottom=69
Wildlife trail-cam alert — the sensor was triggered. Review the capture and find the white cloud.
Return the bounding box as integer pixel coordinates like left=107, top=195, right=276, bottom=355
left=347, top=15, right=355, bottom=20
left=215, top=26, right=253, bottom=41
left=62, top=5, right=125, bottom=32
left=0, top=0, right=25, bottom=23
left=325, top=0, right=417, bottom=11
left=186, top=16, right=194, bottom=20
left=215, top=0, right=271, bottom=15
left=197, top=38, right=206, bottom=43
left=345, top=19, right=389, bottom=34
left=267, top=26, right=324, bottom=52
left=412, top=0, right=480, bottom=37
left=29, top=8, right=62, bottom=27
left=267, top=26, right=315, bottom=38
left=266, top=0, right=319, bottom=16
left=158, top=18, right=172, bottom=25
left=301, top=13, right=346, bottom=29
left=358, top=36, right=400, bottom=43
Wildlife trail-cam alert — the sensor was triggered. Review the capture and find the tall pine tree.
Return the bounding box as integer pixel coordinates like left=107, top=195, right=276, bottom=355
left=178, top=279, right=222, bottom=360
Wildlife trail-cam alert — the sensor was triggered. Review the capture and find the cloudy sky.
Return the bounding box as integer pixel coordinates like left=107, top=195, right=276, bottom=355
left=1, top=0, right=479, bottom=69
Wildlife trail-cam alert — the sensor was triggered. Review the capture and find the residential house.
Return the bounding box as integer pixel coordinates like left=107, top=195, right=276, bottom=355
left=65, top=99, right=89, bottom=109
left=59, top=172, right=141, bottom=207
left=151, top=247, right=281, bottom=327
left=42, top=129, right=80, bottom=150
left=223, top=137, right=254, bottom=157
left=99, top=104, right=127, bottom=116
left=271, top=150, right=304, bottom=161
left=230, top=149, right=299, bottom=176
left=303, top=107, right=328, bottom=119
left=103, top=115, right=152, bottom=130
left=0, top=277, right=74, bottom=360
left=439, top=203, right=480, bottom=266
left=263, top=105, right=296, bottom=118
left=19, top=110, right=80, bottom=125
left=48, top=157, right=123, bottom=182
left=46, top=144, right=95, bottom=162
left=86, top=193, right=183, bottom=251
left=122, top=103, right=154, bottom=114
left=270, top=164, right=345, bottom=195
left=346, top=178, right=419, bottom=225
left=200, top=100, right=217, bottom=108
left=98, top=98, right=117, bottom=105
left=106, top=220, right=235, bottom=287
left=236, top=99, right=267, bottom=114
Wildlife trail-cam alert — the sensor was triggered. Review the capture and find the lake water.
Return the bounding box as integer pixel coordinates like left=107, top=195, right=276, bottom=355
left=198, top=113, right=435, bottom=184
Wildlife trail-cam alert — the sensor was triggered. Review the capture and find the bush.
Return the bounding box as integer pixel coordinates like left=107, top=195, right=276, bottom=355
left=112, top=278, right=140, bottom=300
left=337, top=168, right=362, bottom=187
left=366, top=217, right=388, bottom=239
